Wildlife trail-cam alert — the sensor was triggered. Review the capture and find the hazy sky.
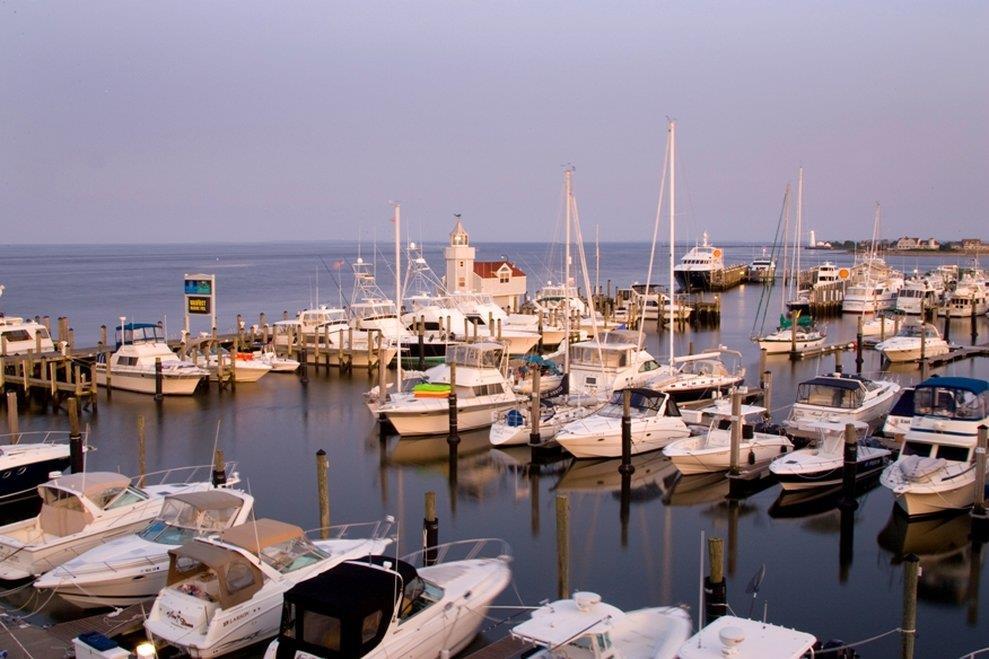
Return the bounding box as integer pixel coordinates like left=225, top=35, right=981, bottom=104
left=2, top=2, right=986, bottom=244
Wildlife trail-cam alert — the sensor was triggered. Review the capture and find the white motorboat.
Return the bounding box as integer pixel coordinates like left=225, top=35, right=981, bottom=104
left=770, top=420, right=891, bottom=490
left=881, top=386, right=914, bottom=439
left=567, top=330, right=673, bottom=397
left=195, top=348, right=272, bottom=383
left=678, top=615, right=817, bottom=659
left=652, top=348, right=746, bottom=402
left=35, top=488, right=255, bottom=608
left=0, top=466, right=239, bottom=580
left=756, top=314, right=826, bottom=354
left=628, top=284, right=693, bottom=322
left=673, top=231, right=726, bottom=291
left=377, top=342, right=521, bottom=436
left=489, top=395, right=604, bottom=447
left=664, top=404, right=792, bottom=475
left=95, top=322, right=208, bottom=395
left=880, top=377, right=989, bottom=517
left=263, top=539, right=512, bottom=659
left=511, top=591, right=691, bottom=658
left=896, top=274, right=943, bottom=315
left=940, top=272, right=989, bottom=317
left=144, top=517, right=394, bottom=658
left=842, top=275, right=902, bottom=313
left=556, top=389, right=690, bottom=459
left=747, top=250, right=776, bottom=283
left=783, top=373, right=901, bottom=440
left=0, top=430, right=79, bottom=502
left=875, top=320, right=950, bottom=363
left=450, top=292, right=541, bottom=355
left=253, top=347, right=300, bottom=373
left=0, top=314, right=55, bottom=355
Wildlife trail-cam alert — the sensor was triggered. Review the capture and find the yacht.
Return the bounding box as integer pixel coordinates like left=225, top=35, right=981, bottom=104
left=663, top=404, right=792, bottom=475
left=880, top=377, right=989, bottom=517
left=875, top=321, right=950, bottom=363
left=35, top=489, right=255, bottom=608
left=770, top=420, right=891, bottom=490
left=273, top=307, right=398, bottom=369
left=144, top=517, right=394, bottom=657
left=451, top=292, right=541, bottom=355
left=0, top=315, right=55, bottom=355
left=940, top=272, right=989, bottom=317
left=555, top=389, right=690, bottom=459
left=896, top=274, right=943, bottom=315
left=0, top=430, right=81, bottom=503
left=377, top=342, right=521, bottom=436
left=783, top=373, right=901, bottom=441
left=510, top=591, right=691, bottom=658
left=263, top=540, right=512, bottom=659
left=673, top=231, right=725, bottom=291
left=0, top=468, right=238, bottom=580
left=678, top=615, right=817, bottom=659
left=756, top=313, right=826, bottom=354
left=95, top=323, right=208, bottom=395
left=842, top=275, right=903, bottom=313
left=786, top=262, right=843, bottom=313
left=567, top=330, right=673, bottom=397
left=747, top=250, right=777, bottom=283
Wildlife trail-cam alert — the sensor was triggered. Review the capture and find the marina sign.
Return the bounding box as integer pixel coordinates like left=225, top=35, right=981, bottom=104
left=183, top=273, right=217, bottom=333
left=186, top=296, right=211, bottom=315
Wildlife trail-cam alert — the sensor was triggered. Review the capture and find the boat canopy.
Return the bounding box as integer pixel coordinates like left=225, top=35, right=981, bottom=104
left=114, top=323, right=164, bottom=347
left=277, top=556, right=419, bottom=657
left=796, top=377, right=864, bottom=409
left=166, top=540, right=264, bottom=609
left=913, top=377, right=988, bottom=420
left=445, top=343, right=504, bottom=369
left=607, top=388, right=667, bottom=411
left=159, top=491, right=245, bottom=531
left=47, top=472, right=132, bottom=499
left=778, top=313, right=814, bottom=329
left=221, top=518, right=304, bottom=554
left=571, top=343, right=632, bottom=369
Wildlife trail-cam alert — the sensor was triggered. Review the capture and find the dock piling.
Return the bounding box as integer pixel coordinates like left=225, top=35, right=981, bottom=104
left=729, top=391, right=742, bottom=476
left=901, top=554, right=919, bottom=659
left=447, top=362, right=460, bottom=447
left=555, top=494, right=570, bottom=599
left=704, top=536, right=727, bottom=624
left=855, top=315, right=864, bottom=374
left=618, top=388, right=634, bottom=475
left=68, top=397, right=84, bottom=473
left=6, top=391, right=19, bottom=444
left=973, top=426, right=988, bottom=527
left=529, top=367, right=542, bottom=447
left=840, top=422, right=859, bottom=510
left=137, top=415, right=147, bottom=486
left=761, top=370, right=772, bottom=421
left=212, top=448, right=226, bottom=487
left=424, top=490, right=439, bottom=566
left=316, top=449, right=330, bottom=539
left=154, top=357, right=163, bottom=401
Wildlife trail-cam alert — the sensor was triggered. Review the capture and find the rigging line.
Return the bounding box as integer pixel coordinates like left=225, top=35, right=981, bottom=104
left=752, top=184, right=791, bottom=338
left=637, top=124, right=672, bottom=351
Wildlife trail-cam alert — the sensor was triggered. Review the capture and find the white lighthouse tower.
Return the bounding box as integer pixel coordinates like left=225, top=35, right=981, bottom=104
left=444, top=215, right=475, bottom=293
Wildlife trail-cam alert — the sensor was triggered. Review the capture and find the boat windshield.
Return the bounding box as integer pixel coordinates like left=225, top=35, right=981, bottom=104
left=796, top=382, right=864, bottom=409
left=138, top=497, right=243, bottom=545
left=571, top=346, right=628, bottom=369
left=260, top=536, right=329, bottom=574
left=598, top=391, right=664, bottom=418
left=901, top=324, right=938, bottom=338
left=351, top=302, right=398, bottom=320
left=913, top=386, right=987, bottom=420
left=445, top=344, right=504, bottom=369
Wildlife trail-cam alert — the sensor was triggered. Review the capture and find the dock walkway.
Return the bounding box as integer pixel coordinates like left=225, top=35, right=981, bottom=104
left=0, top=603, right=147, bottom=659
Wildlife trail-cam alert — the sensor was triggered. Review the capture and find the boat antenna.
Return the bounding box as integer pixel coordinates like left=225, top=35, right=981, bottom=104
left=697, top=530, right=705, bottom=635
left=637, top=121, right=671, bottom=353
left=745, top=563, right=767, bottom=617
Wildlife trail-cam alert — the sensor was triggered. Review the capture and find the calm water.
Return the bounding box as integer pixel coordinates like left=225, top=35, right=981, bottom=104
left=1, top=241, right=987, bottom=657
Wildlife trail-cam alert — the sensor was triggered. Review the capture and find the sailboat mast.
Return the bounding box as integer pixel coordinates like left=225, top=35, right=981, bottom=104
left=668, top=120, right=676, bottom=368
left=595, top=224, right=600, bottom=298
left=563, top=168, right=573, bottom=375
left=393, top=203, right=402, bottom=383
left=795, top=167, right=803, bottom=292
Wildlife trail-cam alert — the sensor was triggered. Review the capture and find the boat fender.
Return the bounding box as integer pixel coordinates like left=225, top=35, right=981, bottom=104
left=779, top=445, right=788, bottom=453
left=747, top=450, right=756, bottom=465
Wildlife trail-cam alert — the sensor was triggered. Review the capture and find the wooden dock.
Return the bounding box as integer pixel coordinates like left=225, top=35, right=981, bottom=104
left=926, top=343, right=989, bottom=367
left=0, top=603, right=148, bottom=659
left=463, top=635, right=531, bottom=659
left=789, top=341, right=854, bottom=361
left=708, top=264, right=749, bottom=291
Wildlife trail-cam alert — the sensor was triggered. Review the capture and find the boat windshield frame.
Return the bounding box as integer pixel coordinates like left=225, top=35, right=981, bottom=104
left=913, top=385, right=988, bottom=421
left=796, top=379, right=865, bottom=410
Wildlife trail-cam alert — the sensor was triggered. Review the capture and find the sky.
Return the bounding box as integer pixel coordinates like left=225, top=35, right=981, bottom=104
left=1, top=2, right=986, bottom=244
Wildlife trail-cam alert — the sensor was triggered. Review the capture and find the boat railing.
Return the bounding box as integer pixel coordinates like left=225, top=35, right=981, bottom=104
left=0, top=429, right=88, bottom=446
left=137, top=461, right=239, bottom=488
left=305, top=516, right=395, bottom=542
left=401, top=537, right=512, bottom=567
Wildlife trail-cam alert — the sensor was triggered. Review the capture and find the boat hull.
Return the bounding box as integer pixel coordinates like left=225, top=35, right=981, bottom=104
left=667, top=441, right=791, bottom=476
left=95, top=368, right=204, bottom=395
left=758, top=336, right=826, bottom=355
left=556, top=422, right=690, bottom=459
left=385, top=401, right=518, bottom=436
left=774, top=454, right=889, bottom=491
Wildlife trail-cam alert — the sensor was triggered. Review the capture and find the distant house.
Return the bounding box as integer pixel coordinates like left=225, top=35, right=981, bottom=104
left=957, top=238, right=986, bottom=251
left=894, top=237, right=939, bottom=250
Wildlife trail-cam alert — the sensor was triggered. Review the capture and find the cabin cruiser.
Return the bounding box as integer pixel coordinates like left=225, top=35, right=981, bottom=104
left=875, top=321, right=950, bottom=363
left=273, top=307, right=399, bottom=369
left=786, top=262, right=843, bottom=313
left=673, top=231, right=725, bottom=291
left=0, top=315, right=55, bottom=355
left=664, top=404, right=792, bottom=475
left=940, top=272, right=988, bottom=317
left=555, top=389, right=690, bottom=459
left=0, top=430, right=81, bottom=502
left=0, top=469, right=238, bottom=580
left=755, top=313, right=826, bottom=354
left=253, top=346, right=300, bottom=372
left=510, top=591, right=691, bottom=658
left=264, top=540, right=512, bottom=658
left=770, top=420, right=891, bottom=490
left=678, top=615, right=817, bottom=659
left=880, top=377, right=989, bottom=517
left=197, top=347, right=272, bottom=383
left=783, top=373, right=901, bottom=441
left=882, top=386, right=915, bottom=439
left=95, top=323, right=208, bottom=395
left=489, top=395, right=604, bottom=447
left=35, top=489, right=255, bottom=608
left=652, top=348, right=746, bottom=402
left=450, top=292, right=541, bottom=355
left=896, top=274, right=943, bottom=315
left=567, top=330, right=673, bottom=397
left=377, top=342, right=520, bottom=436
left=747, top=251, right=776, bottom=283
left=144, top=517, right=394, bottom=657
left=841, top=258, right=903, bottom=313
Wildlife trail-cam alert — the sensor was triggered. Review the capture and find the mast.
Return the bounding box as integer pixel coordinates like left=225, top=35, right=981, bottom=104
left=393, top=203, right=402, bottom=384
left=780, top=184, right=792, bottom=313
left=795, top=167, right=803, bottom=293
left=563, top=167, right=573, bottom=375
left=668, top=120, right=676, bottom=368
left=595, top=224, right=600, bottom=298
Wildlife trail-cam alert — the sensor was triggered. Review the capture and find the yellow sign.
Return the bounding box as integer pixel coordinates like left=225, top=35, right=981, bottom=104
left=712, top=248, right=723, bottom=258
left=838, top=268, right=850, bottom=280
left=187, top=296, right=211, bottom=315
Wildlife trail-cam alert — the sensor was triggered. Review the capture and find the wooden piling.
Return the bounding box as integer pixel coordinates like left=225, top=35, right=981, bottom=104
left=529, top=367, right=542, bottom=446
left=423, top=490, right=439, bottom=566
left=68, top=397, right=84, bottom=473
left=974, top=425, right=988, bottom=523
left=316, top=449, right=330, bottom=539
left=855, top=315, right=864, bottom=374
left=137, top=415, right=147, bottom=486
left=555, top=494, right=570, bottom=599
left=6, top=391, right=19, bottom=444
left=212, top=449, right=227, bottom=487
left=447, top=362, right=460, bottom=446
left=704, top=536, right=727, bottom=624
left=761, top=370, right=772, bottom=421
left=840, top=422, right=859, bottom=510
left=154, top=357, right=163, bottom=400
left=619, top=388, right=634, bottom=475
left=901, top=554, right=919, bottom=659
left=729, top=391, right=742, bottom=476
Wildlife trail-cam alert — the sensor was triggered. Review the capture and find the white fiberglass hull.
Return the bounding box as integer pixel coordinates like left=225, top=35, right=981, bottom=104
left=878, top=343, right=950, bottom=363
left=95, top=368, right=204, bottom=395
left=771, top=446, right=890, bottom=491
left=881, top=460, right=985, bottom=517
left=757, top=334, right=826, bottom=354
left=384, top=399, right=518, bottom=436
left=208, top=363, right=271, bottom=383
left=556, top=419, right=690, bottom=459
left=664, top=437, right=792, bottom=476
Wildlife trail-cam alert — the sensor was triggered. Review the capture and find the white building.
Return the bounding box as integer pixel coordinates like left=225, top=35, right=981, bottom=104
left=444, top=217, right=527, bottom=310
